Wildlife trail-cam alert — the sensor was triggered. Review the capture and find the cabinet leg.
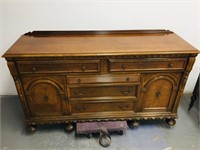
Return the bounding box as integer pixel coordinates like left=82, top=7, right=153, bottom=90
left=188, top=95, right=197, bottom=110
left=65, top=123, right=74, bottom=132
left=165, top=118, right=176, bottom=126
left=26, top=124, right=37, bottom=134
left=128, top=120, right=140, bottom=128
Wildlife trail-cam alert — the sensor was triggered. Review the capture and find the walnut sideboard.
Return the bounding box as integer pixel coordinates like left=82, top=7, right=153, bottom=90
left=2, top=30, right=199, bottom=133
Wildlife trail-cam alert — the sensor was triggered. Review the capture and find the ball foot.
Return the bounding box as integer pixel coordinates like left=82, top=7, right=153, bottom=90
left=26, top=124, right=37, bottom=134
left=65, top=123, right=74, bottom=132
left=165, top=118, right=176, bottom=126
left=128, top=120, right=140, bottom=128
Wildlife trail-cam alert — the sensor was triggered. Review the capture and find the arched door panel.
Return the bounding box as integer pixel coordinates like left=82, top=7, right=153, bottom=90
left=25, top=79, right=65, bottom=117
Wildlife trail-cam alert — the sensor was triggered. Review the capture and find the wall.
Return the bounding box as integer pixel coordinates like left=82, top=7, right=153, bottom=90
left=1, top=0, right=199, bottom=95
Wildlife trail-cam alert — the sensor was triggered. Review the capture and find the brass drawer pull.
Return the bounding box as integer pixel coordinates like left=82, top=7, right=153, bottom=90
left=119, top=104, right=129, bottom=110
left=78, top=79, right=81, bottom=83
left=75, top=106, right=86, bottom=112
left=32, top=66, right=37, bottom=71
left=120, top=89, right=133, bottom=95
left=82, top=65, right=86, bottom=72
left=168, top=63, right=174, bottom=68
left=126, top=77, right=130, bottom=82
left=121, top=64, right=126, bottom=70
left=74, top=90, right=85, bottom=96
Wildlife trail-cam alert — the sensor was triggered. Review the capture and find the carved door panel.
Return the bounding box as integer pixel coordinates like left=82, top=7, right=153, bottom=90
left=24, top=77, right=66, bottom=117
left=140, top=73, right=181, bottom=112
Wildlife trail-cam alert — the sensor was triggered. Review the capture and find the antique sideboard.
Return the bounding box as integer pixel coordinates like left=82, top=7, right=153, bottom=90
left=2, top=30, right=199, bottom=133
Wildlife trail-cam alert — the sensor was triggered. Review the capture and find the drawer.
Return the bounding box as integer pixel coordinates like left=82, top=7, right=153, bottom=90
left=109, top=58, right=187, bottom=72
left=67, top=74, right=140, bottom=84
left=69, top=84, right=138, bottom=99
left=71, top=102, right=134, bottom=113
left=17, top=60, right=100, bottom=73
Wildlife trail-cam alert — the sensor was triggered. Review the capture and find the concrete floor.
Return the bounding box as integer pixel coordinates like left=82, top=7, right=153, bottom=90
left=0, top=94, right=199, bottom=150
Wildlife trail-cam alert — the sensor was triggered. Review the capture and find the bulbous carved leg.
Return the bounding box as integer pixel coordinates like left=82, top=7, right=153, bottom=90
left=65, top=123, right=74, bottom=132
left=165, top=118, right=176, bottom=126
left=26, top=124, right=37, bottom=134
left=128, top=120, right=140, bottom=128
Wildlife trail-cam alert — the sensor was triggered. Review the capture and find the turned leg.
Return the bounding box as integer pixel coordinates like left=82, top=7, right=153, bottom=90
left=26, top=124, right=37, bottom=134
left=165, top=118, right=176, bottom=126
left=65, top=123, right=74, bottom=132
left=128, top=120, right=140, bottom=128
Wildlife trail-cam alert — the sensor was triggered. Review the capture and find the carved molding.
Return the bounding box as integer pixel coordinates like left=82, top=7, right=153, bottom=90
left=26, top=78, right=64, bottom=95
left=24, top=116, right=177, bottom=125
left=14, top=54, right=190, bottom=61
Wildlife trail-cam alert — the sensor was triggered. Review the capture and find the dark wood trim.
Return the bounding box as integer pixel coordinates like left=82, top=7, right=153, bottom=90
left=24, top=29, right=173, bottom=37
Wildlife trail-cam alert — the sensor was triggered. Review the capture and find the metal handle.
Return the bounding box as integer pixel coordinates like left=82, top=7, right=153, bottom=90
left=43, top=95, right=48, bottom=102
left=82, top=65, right=86, bottom=72
left=32, top=66, right=37, bottom=71
left=78, top=79, right=81, bottom=83
left=119, top=104, right=129, bottom=110
left=74, top=90, right=85, bottom=96
left=126, top=77, right=130, bottom=82
left=168, top=63, right=174, bottom=68
left=75, top=106, right=86, bottom=112
left=120, top=89, right=133, bottom=95
left=156, top=91, right=161, bottom=97
left=121, top=64, right=126, bottom=70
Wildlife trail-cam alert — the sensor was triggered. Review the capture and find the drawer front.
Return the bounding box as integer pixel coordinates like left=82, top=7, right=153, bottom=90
left=17, top=60, right=100, bottom=73
left=71, top=102, right=134, bottom=113
left=109, top=58, right=187, bottom=72
left=67, top=74, right=140, bottom=84
left=69, top=85, right=138, bottom=99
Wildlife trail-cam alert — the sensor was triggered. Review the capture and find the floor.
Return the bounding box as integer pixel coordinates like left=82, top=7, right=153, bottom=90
left=0, top=94, right=199, bottom=150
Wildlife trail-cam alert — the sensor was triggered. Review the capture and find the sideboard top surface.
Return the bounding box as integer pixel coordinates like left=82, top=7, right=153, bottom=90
left=3, top=30, right=199, bottom=58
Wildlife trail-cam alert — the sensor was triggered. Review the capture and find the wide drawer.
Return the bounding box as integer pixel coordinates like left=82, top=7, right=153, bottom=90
left=17, top=60, right=100, bottom=73
left=109, top=58, right=187, bottom=72
left=68, top=84, right=138, bottom=99
left=67, top=74, right=140, bottom=84
left=71, top=102, right=134, bottom=113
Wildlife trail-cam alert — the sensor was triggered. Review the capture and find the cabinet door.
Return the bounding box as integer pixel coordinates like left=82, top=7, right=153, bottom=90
left=140, top=73, right=181, bottom=112
left=23, top=77, right=66, bottom=117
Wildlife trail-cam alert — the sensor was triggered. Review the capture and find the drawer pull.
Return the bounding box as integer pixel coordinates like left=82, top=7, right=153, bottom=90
left=156, top=90, right=161, bottom=97
left=74, top=90, right=85, bottom=96
left=119, top=104, right=129, bottom=110
left=126, top=77, right=130, bottom=82
left=168, top=63, right=174, bottom=68
left=43, top=95, right=48, bottom=102
left=82, top=65, right=86, bottom=72
left=75, top=106, right=86, bottom=112
left=120, top=89, right=133, bottom=95
left=78, top=79, right=81, bottom=83
left=121, top=64, right=126, bottom=70
left=32, top=66, right=37, bottom=71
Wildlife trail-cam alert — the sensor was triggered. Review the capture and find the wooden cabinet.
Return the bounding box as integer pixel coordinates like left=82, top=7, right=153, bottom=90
left=2, top=30, right=199, bottom=132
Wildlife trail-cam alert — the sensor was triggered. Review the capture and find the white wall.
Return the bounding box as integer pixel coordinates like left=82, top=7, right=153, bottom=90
left=1, top=0, right=199, bottom=95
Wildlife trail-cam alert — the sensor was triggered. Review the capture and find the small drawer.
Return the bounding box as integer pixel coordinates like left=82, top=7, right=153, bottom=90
left=67, top=74, right=140, bottom=84
left=109, top=58, right=187, bottom=72
left=17, top=60, right=100, bottom=73
left=69, top=85, right=138, bottom=99
left=71, top=102, right=134, bottom=113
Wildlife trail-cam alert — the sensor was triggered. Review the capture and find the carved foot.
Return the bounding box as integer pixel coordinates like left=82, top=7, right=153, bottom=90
left=26, top=124, right=37, bottom=134
left=128, top=120, right=140, bottom=128
left=65, top=123, right=74, bottom=132
left=165, top=118, right=176, bottom=126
